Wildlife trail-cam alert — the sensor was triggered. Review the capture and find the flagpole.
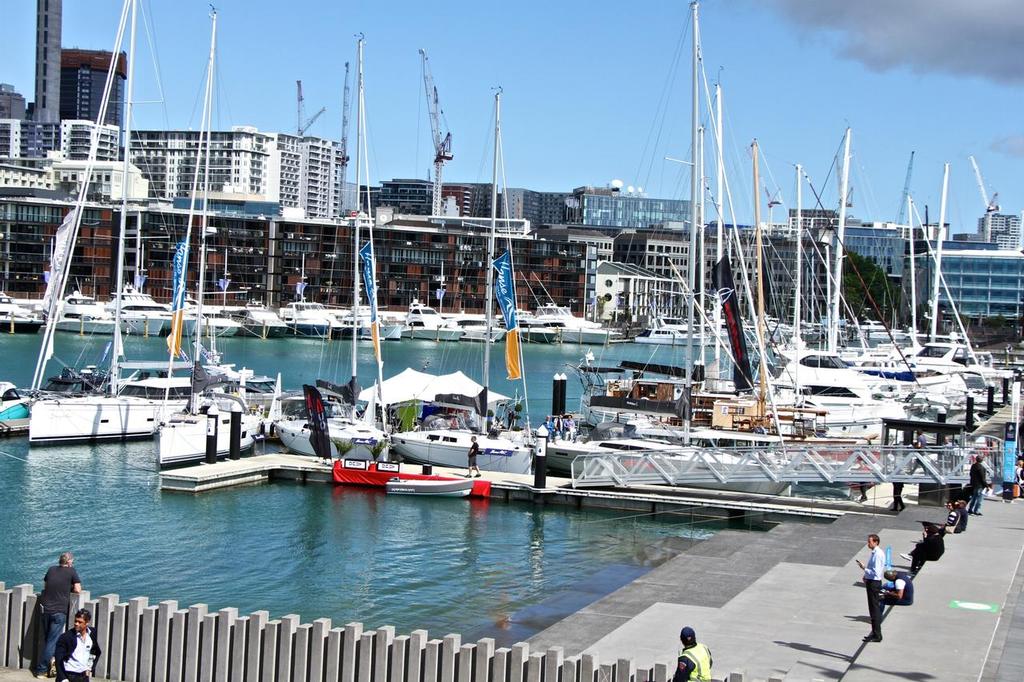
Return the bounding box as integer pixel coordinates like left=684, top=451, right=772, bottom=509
left=482, top=88, right=501, bottom=435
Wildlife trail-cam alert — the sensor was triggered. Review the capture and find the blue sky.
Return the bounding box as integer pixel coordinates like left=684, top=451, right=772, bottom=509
left=3, top=0, right=1022, bottom=234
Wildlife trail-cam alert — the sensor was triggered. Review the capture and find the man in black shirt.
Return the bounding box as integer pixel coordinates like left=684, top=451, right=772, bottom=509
left=967, top=455, right=989, bottom=516
left=34, top=552, right=82, bottom=678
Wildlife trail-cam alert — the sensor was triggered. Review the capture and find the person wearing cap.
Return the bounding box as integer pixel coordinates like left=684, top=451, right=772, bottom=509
left=673, top=626, right=712, bottom=682
left=881, top=570, right=914, bottom=607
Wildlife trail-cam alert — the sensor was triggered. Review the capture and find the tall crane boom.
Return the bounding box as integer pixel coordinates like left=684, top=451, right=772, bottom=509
left=419, top=48, right=452, bottom=216
left=969, top=155, right=1000, bottom=242
left=296, top=79, right=327, bottom=136
left=895, top=150, right=914, bottom=225
left=338, top=62, right=352, bottom=212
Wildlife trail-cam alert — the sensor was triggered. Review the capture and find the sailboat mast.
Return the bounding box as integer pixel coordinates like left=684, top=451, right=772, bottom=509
left=697, top=125, right=706, bottom=364
left=793, top=164, right=802, bottom=345
left=827, top=128, right=852, bottom=353
left=713, top=84, right=723, bottom=369
left=191, top=10, right=217, bottom=369
left=907, top=195, right=918, bottom=345
left=683, top=0, right=700, bottom=443
left=109, top=0, right=138, bottom=396
left=483, top=89, right=501, bottom=419
left=929, top=163, right=949, bottom=342
left=752, top=141, right=767, bottom=411
left=351, top=36, right=365, bottom=381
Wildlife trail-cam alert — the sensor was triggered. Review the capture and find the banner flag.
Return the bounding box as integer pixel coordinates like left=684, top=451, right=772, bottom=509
left=358, top=241, right=381, bottom=363
left=41, top=208, right=78, bottom=319
left=492, top=251, right=521, bottom=380
left=711, top=257, right=753, bottom=392
left=295, top=281, right=307, bottom=299
left=166, top=239, right=190, bottom=358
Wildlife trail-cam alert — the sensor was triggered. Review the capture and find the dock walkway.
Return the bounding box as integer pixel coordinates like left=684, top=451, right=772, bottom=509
left=529, top=495, right=1024, bottom=680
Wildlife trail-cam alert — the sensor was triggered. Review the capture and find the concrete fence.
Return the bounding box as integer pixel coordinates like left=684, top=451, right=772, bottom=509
left=1, top=581, right=754, bottom=682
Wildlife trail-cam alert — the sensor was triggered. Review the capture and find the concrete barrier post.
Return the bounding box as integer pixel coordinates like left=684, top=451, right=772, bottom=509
left=546, top=647, right=564, bottom=682
left=154, top=600, right=178, bottom=682
left=111, top=602, right=129, bottom=679
left=260, top=621, right=280, bottom=682
left=424, top=640, right=442, bottom=682
left=357, top=631, right=375, bottom=682
left=21, top=592, right=39, bottom=671
left=406, top=630, right=428, bottom=682
left=493, top=649, right=510, bottom=682
left=7, top=584, right=31, bottom=669
left=0, top=586, right=11, bottom=668
left=580, top=654, right=598, bottom=682
left=475, top=638, right=496, bottom=682
left=457, top=644, right=475, bottom=682
left=374, top=626, right=395, bottom=682
left=278, top=614, right=301, bottom=682
left=126, top=596, right=150, bottom=682
left=94, top=594, right=119, bottom=679
left=340, top=623, right=363, bottom=682
left=526, top=653, right=543, bottom=682
left=562, top=656, right=580, bottom=682
left=326, top=628, right=345, bottom=682
left=390, top=635, right=409, bottom=682
left=510, top=643, right=529, bottom=682
left=200, top=612, right=218, bottom=682
left=215, top=607, right=237, bottom=682
left=230, top=617, right=248, bottom=682
left=168, top=610, right=188, bottom=682
left=247, top=611, right=269, bottom=682
left=184, top=604, right=208, bottom=682
left=652, top=663, right=668, bottom=682
left=139, top=605, right=158, bottom=682
left=598, top=664, right=613, bottom=682
left=615, top=659, right=633, bottom=682
left=440, top=634, right=461, bottom=682
left=293, top=623, right=312, bottom=682
left=309, top=618, right=332, bottom=682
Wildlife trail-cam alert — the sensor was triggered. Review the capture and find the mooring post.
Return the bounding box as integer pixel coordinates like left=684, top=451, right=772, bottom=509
left=206, top=405, right=219, bottom=464
left=229, top=402, right=242, bottom=460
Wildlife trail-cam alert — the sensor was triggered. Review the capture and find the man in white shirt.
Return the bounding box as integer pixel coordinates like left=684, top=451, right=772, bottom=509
left=855, top=533, right=885, bottom=643
left=54, top=609, right=101, bottom=682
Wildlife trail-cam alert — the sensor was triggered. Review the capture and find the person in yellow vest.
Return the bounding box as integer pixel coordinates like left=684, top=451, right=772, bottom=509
left=673, top=626, right=712, bottom=682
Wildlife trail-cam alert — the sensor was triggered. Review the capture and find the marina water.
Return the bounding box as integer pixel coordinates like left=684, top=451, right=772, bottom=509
left=0, top=334, right=748, bottom=644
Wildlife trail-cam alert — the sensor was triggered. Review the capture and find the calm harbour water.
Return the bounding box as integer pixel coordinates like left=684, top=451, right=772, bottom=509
left=0, top=333, right=749, bottom=644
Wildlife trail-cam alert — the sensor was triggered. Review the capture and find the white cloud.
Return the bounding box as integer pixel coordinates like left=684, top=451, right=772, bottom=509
left=762, top=0, right=1024, bottom=84
left=991, top=135, right=1024, bottom=158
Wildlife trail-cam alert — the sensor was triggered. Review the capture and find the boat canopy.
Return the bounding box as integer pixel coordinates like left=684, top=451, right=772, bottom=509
left=358, top=367, right=509, bottom=407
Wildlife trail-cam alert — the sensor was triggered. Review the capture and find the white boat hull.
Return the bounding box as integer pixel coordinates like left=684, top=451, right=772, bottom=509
left=385, top=478, right=474, bottom=497
left=157, top=412, right=260, bottom=467
left=121, top=316, right=169, bottom=336
left=391, top=430, right=532, bottom=474
left=276, top=418, right=386, bottom=460
left=29, top=396, right=188, bottom=444
left=55, top=318, right=117, bottom=335
left=402, top=327, right=465, bottom=342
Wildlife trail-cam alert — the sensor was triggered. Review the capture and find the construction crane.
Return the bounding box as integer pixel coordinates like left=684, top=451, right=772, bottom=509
left=338, top=63, right=352, bottom=213
left=895, top=151, right=914, bottom=225
left=296, top=80, right=327, bottom=136
left=419, top=49, right=452, bottom=216
left=969, top=155, right=1000, bottom=242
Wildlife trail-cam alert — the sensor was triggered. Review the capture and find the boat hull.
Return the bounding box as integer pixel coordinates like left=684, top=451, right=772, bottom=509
left=157, top=412, right=259, bottom=467
left=385, top=478, right=474, bottom=497
left=391, top=430, right=532, bottom=474
left=276, top=418, right=385, bottom=460
left=239, top=322, right=289, bottom=338
left=0, top=317, right=43, bottom=334
left=29, top=396, right=188, bottom=444
left=402, top=327, right=465, bottom=342
left=55, top=318, right=117, bottom=335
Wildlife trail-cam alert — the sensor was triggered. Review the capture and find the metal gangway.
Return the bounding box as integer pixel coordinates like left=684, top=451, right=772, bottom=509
left=569, top=444, right=989, bottom=489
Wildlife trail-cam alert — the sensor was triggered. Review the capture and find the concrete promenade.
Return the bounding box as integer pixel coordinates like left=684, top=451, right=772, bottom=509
left=529, top=495, right=1024, bottom=680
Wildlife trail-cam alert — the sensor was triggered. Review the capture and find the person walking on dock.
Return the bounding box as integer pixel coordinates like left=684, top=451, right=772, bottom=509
left=673, top=626, right=712, bottom=681
left=467, top=436, right=481, bottom=478
left=54, top=608, right=101, bottom=682
left=34, top=551, right=82, bottom=678
left=856, top=534, right=885, bottom=643
left=968, top=454, right=988, bottom=516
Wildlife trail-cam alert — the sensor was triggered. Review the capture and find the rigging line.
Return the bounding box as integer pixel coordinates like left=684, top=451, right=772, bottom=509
left=635, top=19, right=690, bottom=192
left=415, top=56, right=422, bottom=179
left=0, top=449, right=158, bottom=482
left=139, top=0, right=169, bottom=129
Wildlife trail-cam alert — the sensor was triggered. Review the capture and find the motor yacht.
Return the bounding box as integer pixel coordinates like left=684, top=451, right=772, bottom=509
left=0, top=292, right=44, bottom=334
left=402, top=301, right=464, bottom=341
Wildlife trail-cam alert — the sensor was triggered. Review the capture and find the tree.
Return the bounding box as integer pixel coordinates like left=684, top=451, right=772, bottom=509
left=841, top=251, right=901, bottom=322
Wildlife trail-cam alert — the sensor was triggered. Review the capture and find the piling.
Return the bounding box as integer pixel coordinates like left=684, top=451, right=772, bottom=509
left=551, top=374, right=567, bottom=416
left=229, top=403, right=242, bottom=460
left=534, top=426, right=549, bottom=489
left=987, top=386, right=995, bottom=413
left=966, top=396, right=975, bottom=432
left=1002, top=377, right=1009, bottom=405
left=205, top=405, right=219, bottom=464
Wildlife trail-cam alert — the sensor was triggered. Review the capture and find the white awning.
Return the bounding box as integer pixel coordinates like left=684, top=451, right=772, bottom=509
left=359, top=368, right=509, bottom=407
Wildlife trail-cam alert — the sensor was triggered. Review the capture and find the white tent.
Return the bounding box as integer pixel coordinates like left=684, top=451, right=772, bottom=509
left=358, top=368, right=509, bottom=407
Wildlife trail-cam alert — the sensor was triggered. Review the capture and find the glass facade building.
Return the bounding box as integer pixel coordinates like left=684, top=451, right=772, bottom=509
left=567, top=186, right=691, bottom=229
left=912, top=242, right=1024, bottom=320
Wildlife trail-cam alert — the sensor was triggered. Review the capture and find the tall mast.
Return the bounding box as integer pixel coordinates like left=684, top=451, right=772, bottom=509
left=793, top=164, right=802, bottom=345
left=907, top=195, right=918, bottom=346
left=191, top=10, right=217, bottom=370
left=827, top=128, right=851, bottom=353
left=713, top=84, right=723, bottom=369
left=697, top=125, right=706, bottom=365
left=351, top=35, right=365, bottom=382
left=930, top=162, right=950, bottom=342
left=483, top=89, right=501, bottom=428
left=683, top=0, right=700, bottom=443
left=752, top=141, right=767, bottom=412
left=110, top=0, right=139, bottom=395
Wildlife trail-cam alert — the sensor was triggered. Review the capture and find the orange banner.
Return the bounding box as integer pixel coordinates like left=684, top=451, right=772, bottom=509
left=505, top=328, right=521, bottom=380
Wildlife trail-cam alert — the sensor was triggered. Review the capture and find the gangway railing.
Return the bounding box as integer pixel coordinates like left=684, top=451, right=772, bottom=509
left=569, top=445, right=985, bottom=488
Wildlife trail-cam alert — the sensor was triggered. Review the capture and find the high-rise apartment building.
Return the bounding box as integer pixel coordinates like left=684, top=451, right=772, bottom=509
left=59, top=49, right=128, bottom=127
left=34, top=0, right=62, bottom=123
left=978, top=213, right=1022, bottom=251
left=0, top=118, right=115, bottom=161
left=0, top=84, right=27, bottom=120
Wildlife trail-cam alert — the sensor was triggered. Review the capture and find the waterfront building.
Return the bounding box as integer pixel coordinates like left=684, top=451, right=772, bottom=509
left=0, top=120, right=21, bottom=158
left=0, top=163, right=53, bottom=192
left=502, top=188, right=571, bottom=226
left=844, top=222, right=905, bottom=279
left=910, top=241, right=1024, bottom=322
left=0, top=118, right=116, bottom=161
left=566, top=185, right=690, bottom=229
left=0, top=84, right=27, bottom=121
left=977, top=213, right=1022, bottom=251
left=33, top=0, right=62, bottom=124
left=59, top=49, right=128, bottom=127
left=595, top=260, right=684, bottom=324
left=15, top=121, right=60, bottom=159
left=613, top=229, right=690, bottom=279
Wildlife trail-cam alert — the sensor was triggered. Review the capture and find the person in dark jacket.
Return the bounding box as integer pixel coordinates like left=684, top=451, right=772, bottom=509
left=900, top=524, right=945, bottom=575
left=54, top=609, right=101, bottom=682
left=882, top=570, right=915, bottom=606
left=967, top=454, right=989, bottom=515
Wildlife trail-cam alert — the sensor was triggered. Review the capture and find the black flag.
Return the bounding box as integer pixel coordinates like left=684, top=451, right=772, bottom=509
left=191, top=362, right=227, bottom=396
left=711, top=257, right=753, bottom=393
left=302, top=384, right=332, bottom=460
left=434, top=387, right=489, bottom=417
left=316, top=377, right=361, bottom=406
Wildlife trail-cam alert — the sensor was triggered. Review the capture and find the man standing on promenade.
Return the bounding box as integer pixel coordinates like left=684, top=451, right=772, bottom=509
left=673, top=626, right=712, bottom=681
left=34, top=552, right=82, bottom=678
left=467, top=436, right=481, bottom=478
left=968, top=454, right=988, bottom=516
left=54, top=608, right=101, bottom=682
left=856, top=534, right=885, bottom=643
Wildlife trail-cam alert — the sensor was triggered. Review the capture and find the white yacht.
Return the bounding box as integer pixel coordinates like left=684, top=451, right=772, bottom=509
left=232, top=303, right=289, bottom=338
left=276, top=406, right=387, bottom=460
left=0, top=292, right=44, bottom=334
left=54, top=291, right=116, bottom=335
left=442, top=315, right=505, bottom=343
left=106, top=286, right=170, bottom=336
left=390, top=413, right=532, bottom=474
left=525, top=304, right=619, bottom=345
left=29, top=362, right=193, bottom=445
left=156, top=393, right=262, bottom=468
left=635, top=327, right=689, bottom=345
left=911, top=342, right=1008, bottom=383
left=182, top=299, right=242, bottom=338
left=279, top=301, right=335, bottom=338
left=403, top=301, right=464, bottom=341
left=0, top=382, right=31, bottom=434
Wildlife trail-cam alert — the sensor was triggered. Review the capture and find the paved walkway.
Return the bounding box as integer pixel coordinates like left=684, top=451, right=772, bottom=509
left=530, top=495, right=1024, bottom=680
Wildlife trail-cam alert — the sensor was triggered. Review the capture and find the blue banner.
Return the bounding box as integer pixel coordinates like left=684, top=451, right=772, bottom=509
left=295, top=281, right=307, bottom=298
left=169, top=240, right=189, bottom=313
left=492, top=251, right=517, bottom=331
left=358, top=241, right=378, bottom=322
left=218, top=278, right=231, bottom=292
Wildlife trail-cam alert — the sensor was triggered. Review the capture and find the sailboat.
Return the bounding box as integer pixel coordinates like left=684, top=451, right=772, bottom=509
left=29, top=0, right=195, bottom=445
left=276, top=36, right=387, bottom=461
left=389, top=90, right=533, bottom=474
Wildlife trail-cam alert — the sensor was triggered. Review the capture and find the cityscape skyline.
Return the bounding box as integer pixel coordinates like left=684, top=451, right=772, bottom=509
left=1, top=0, right=1021, bottom=234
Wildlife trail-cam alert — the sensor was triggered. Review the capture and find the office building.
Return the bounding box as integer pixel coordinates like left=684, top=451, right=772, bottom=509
left=978, top=213, right=1022, bottom=251
left=595, top=261, right=684, bottom=324
left=910, top=241, right=1024, bottom=321
left=566, top=185, right=690, bottom=229
left=0, top=85, right=27, bottom=120
left=33, top=0, right=62, bottom=123
left=60, top=49, right=128, bottom=127
left=501, top=188, right=570, bottom=226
